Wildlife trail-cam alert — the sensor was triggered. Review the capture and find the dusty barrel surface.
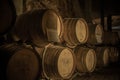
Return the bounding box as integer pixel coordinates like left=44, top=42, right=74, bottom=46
left=0, top=0, right=16, bottom=35
left=103, top=32, right=120, bottom=45
left=87, top=24, right=103, bottom=45
left=63, top=18, right=89, bottom=47
left=42, top=44, right=75, bottom=79
left=95, top=47, right=110, bottom=67
left=74, top=46, right=96, bottom=73
left=12, top=9, right=63, bottom=47
left=109, top=47, right=119, bottom=63
left=0, top=43, right=41, bottom=80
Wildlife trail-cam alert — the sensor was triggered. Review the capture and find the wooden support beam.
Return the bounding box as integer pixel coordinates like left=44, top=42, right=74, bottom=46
left=107, top=15, right=112, bottom=31
left=84, top=0, right=92, bottom=22
left=100, top=0, right=105, bottom=29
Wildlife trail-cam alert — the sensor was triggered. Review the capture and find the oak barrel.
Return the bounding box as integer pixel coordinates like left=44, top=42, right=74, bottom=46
left=42, top=44, right=75, bottom=79
left=63, top=18, right=88, bottom=47
left=0, top=43, right=41, bottom=80
left=109, top=47, right=119, bottom=63
left=74, top=46, right=96, bottom=73
left=87, top=23, right=103, bottom=45
left=0, top=0, right=16, bottom=35
left=95, top=47, right=110, bottom=67
left=12, top=9, right=63, bottom=47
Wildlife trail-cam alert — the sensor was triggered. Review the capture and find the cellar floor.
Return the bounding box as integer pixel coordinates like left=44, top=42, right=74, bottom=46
left=72, top=62, right=120, bottom=80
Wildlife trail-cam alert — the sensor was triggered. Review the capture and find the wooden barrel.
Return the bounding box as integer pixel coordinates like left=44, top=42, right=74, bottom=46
left=109, top=47, right=119, bottom=63
left=0, top=0, right=16, bottom=35
left=0, top=43, right=41, bottom=80
left=74, top=46, right=96, bottom=73
left=12, top=9, right=63, bottom=47
left=103, top=32, right=120, bottom=45
left=95, top=47, right=110, bottom=67
left=63, top=18, right=89, bottom=47
left=87, top=24, right=103, bottom=45
left=42, top=44, right=75, bottom=79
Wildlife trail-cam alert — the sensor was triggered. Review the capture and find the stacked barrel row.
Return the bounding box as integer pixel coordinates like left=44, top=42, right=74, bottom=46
left=0, top=8, right=120, bottom=80
left=9, top=9, right=120, bottom=47
left=0, top=43, right=76, bottom=80
left=63, top=18, right=120, bottom=47
left=1, top=43, right=119, bottom=80
left=63, top=18, right=103, bottom=47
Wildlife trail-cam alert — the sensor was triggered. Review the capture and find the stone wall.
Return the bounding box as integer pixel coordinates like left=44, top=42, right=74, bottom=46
left=24, top=0, right=84, bottom=18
